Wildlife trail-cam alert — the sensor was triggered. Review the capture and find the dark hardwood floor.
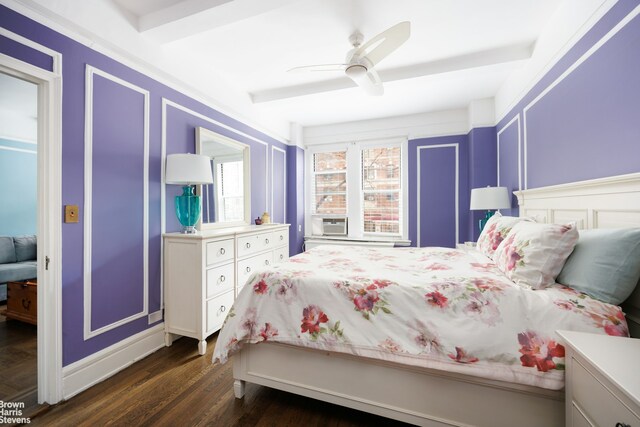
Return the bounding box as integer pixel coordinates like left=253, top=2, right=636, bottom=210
left=0, top=302, right=38, bottom=399
left=32, top=333, right=409, bottom=426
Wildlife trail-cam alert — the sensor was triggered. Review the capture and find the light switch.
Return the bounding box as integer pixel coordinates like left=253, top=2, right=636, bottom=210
left=65, top=205, right=79, bottom=223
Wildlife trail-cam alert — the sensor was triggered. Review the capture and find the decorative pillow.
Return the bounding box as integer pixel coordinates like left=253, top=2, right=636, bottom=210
left=0, top=236, right=17, bottom=264
left=556, top=228, right=640, bottom=305
left=14, top=235, right=37, bottom=262
left=494, top=222, right=578, bottom=289
left=476, top=213, right=526, bottom=260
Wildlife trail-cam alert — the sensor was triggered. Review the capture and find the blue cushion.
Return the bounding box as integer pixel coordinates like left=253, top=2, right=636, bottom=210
left=557, top=228, right=640, bottom=305
left=0, top=262, right=37, bottom=284
left=0, top=236, right=16, bottom=264
left=14, top=235, right=36, bottom=262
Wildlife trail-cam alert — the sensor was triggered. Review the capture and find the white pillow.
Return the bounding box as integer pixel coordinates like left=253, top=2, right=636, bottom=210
left=476, top=213, right=526, bottom=260
left=494, top=221, right=579, bottom=289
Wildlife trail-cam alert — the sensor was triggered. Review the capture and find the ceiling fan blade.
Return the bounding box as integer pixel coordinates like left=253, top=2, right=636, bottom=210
left=353, top=21, right=410, bottom=67
left=345, top=65, right=384, bottom=96
left=287, top=64, right=348, bottom=73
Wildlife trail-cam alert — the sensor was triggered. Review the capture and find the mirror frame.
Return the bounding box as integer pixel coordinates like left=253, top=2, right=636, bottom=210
left=195, top=127, right=251, bottom=230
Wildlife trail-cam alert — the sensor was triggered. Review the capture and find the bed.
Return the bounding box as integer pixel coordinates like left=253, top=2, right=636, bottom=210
left=213, top=172, right=640, bottom=427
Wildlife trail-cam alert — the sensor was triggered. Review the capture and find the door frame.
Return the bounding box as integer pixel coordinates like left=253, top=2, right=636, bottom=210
left=0, top=53, right=63, bottom=404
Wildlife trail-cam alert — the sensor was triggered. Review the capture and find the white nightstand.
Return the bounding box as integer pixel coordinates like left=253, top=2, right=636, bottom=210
left=558, top=330, right=640, bottom=427
left=456, top=242, right=476, bottom=250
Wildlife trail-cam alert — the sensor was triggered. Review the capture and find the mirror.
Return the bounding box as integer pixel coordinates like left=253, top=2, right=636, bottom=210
left=196, top=127, right=251, bottom=229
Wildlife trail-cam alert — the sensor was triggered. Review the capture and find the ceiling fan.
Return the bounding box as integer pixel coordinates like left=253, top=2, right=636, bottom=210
left=288, top=21, right=411, bottom=96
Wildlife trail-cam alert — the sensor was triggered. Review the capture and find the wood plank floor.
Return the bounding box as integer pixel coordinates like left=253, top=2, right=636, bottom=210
left=31, top=333, right=409, bottom=426
left=0, top=304, right=38, bottom=399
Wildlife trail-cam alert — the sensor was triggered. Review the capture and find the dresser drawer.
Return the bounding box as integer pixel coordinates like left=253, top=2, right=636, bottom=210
left=571, top=404, right=594, bottom=427
left=237, top=252, right=273, bottom=294
left=237, top=232, right=270, bottom=257
left=270, top=228, right=288, bottom=248
left=206, top=290, right=234, bottom=333
left=206, top=238, right=234, bottom=266
left=572, top=358, right=639, bottom=427
left=273, top=246, right=288, bottom=264
left=205, top=262, right=234, bottom=299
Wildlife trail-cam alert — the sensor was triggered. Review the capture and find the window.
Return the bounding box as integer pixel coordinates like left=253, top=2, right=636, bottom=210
left=362, top=147, right=401, bottom=234
left=216, top=161, right=244, bottom=222
left=307, top=140, right=406, bottom=239
left=312, top=151, right=347, bottom=215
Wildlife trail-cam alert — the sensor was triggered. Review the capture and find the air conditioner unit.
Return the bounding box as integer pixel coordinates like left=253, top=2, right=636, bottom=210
left=322, top=217, right=348, bottom=236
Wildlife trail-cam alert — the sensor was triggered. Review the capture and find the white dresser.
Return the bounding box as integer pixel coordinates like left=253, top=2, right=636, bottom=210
left=558, top=330, right=640, bottom=427
left=163, top=224, right=289, bottom=355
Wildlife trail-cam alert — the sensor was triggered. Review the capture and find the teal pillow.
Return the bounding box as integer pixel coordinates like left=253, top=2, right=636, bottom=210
left=556, top=228, right=640, bottom=305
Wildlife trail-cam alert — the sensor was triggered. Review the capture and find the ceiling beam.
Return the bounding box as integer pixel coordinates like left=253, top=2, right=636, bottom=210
left=139, top=0, right=301, bottom=44
left=250, top=42, right=534, bottom=103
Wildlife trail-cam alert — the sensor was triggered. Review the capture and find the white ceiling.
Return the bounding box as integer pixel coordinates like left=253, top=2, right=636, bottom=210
left=19, top=0, right=608, bottom=137
left=109, top=0, right=564, bottom=127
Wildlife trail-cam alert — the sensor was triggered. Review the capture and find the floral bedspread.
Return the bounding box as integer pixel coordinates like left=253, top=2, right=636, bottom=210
left=212, top=245, right=628, bottom=390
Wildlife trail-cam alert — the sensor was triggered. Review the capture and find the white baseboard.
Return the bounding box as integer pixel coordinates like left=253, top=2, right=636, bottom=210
left=62, top=323, right=165, bottom=399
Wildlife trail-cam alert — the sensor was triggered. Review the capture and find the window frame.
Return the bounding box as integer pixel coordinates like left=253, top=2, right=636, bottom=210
left=305, top=137, right=408, bottom=241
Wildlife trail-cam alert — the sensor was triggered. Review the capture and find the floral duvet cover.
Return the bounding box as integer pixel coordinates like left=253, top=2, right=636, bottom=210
left=212, top=245, right=628, bottom=390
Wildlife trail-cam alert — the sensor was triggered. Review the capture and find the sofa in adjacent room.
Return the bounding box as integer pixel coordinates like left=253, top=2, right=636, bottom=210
left=0, top=235, right=37, bottom=301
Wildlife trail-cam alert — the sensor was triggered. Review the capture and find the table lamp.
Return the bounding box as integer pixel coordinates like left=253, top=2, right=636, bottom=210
left=470, top=186, right=511, bottom=232
left=165, top=153, right=213, bottom=234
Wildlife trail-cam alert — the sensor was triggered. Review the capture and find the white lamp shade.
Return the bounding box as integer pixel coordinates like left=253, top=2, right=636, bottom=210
left=165, top=154, right=213, bottom=185
left=470, top=187, right=511, bottom=210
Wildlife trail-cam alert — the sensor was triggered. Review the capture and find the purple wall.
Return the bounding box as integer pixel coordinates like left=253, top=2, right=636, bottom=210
left=286, top=146, right=305, bottom=255
left=408, top=135, right=470, bottom=247
left=0, top=5, right=296, bottom=365
left=468, top=127, right=497, bottom=240
left=496, top=1, right=640, bottom=191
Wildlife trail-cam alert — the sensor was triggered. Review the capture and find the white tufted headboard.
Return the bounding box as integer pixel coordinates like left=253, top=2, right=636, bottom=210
left=515, top=172, right=640, bottom=337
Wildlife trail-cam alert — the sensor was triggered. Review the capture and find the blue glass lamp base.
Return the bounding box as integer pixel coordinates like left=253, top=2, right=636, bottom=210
left=478, top=210, right=496, bottom=233
left=175, top=186, right=202, bottom=234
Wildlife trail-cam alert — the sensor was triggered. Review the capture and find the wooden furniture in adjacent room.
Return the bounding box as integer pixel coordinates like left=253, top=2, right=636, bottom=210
left=559, top=330, right=640, bottom=427
left=4, top=279, right=38, bottom=325
left=163, top=224, right=289, bottom=355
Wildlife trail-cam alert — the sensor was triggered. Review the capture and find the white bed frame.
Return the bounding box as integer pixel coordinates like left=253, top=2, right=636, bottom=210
left=232, top=172, right=640, bottom=427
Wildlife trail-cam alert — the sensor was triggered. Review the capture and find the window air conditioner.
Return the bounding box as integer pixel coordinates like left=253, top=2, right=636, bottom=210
left=322, top=217, right=348, bottom=236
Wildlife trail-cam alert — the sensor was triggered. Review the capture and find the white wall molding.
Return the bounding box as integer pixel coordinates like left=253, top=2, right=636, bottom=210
left=416, top=143, right=459, bottom=247
left=495, top=0, right=618, bottom=123
left=2, top=0, right=290, bottom=143
left=522, top=5, right=640, bottom=190
left=0, top=27, right=63, bottom=75
left=62, top=323, right=165, bottom=399
left=0, top=145, right=37, bottom=154
left=83, top=65, right=150, bottom=340
left=304, top=109, right=469, bottom=146
left=496, top=114, right=521, bottom=191
left=271, top=145, right=287, bottom=224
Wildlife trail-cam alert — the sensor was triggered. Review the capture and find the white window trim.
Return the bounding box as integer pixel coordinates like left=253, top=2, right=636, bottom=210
left=305, top=137, right=408, bottom=241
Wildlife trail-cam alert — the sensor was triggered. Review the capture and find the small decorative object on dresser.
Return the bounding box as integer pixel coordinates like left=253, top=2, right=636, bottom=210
left=163, top=224, right=289, bottom=355
left=3, top=279, right=37, bottom=325
left=558, top=330, right=640, bottom=427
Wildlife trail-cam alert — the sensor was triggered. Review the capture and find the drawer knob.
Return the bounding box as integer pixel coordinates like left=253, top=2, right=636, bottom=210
left=280, top=254, right=284, bottom=260
left=220, top=248, right=225, bottom=255
left=246, top=266, right=251, bottom=273
left=280, top=235, right=283, bottom=240
left=220, top=305, right=226, bottom=313
left=220, top=275, right=225, bottom=283
left=265, top=238, right=270, bottom=244
left=246, top=242, right=251, bottom=249
left=22, top=299, right=31, bottom=310
left=265, top=260, right=270, bottom=266
left=616, top=423, right=630, bottom=427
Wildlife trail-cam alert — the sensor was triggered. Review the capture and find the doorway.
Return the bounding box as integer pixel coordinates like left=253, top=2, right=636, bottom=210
left=0, top=71, right=38, bottom=404
left=0, top=53, right=63, bottom=406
